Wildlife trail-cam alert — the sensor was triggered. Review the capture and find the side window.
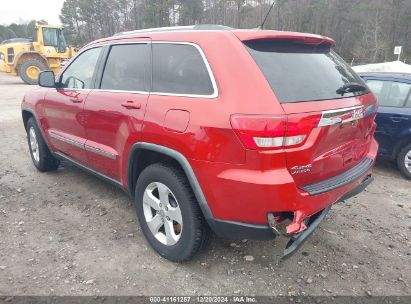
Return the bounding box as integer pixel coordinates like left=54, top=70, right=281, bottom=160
left=42, top=28, right=58, bottom=47
left=100, top=44, right=149, bottom=92
left=366, top=80, right=384, bottom=101
left=405, top=93, right=411, bottom=108
left=60, top=47, right=102, bottom=89
left=152, top=43, right=214, bottom=96
left=385, top=81, right=411, bottom=107
left=366, top=80, right=411, bottom=107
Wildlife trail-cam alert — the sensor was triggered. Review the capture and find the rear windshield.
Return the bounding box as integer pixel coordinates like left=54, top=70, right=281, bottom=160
left=245, top=40, right=367, bottom=103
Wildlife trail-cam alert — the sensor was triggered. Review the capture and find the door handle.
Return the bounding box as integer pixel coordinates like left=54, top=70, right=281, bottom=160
left=70, top=98, right=83, bottom=103
left=121, top=101, right=141, bottom=109
left=390, top=115, right=408, bottom=123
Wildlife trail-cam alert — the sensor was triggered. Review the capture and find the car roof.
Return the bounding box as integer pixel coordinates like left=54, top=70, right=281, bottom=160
left=358, top=72, right=411, bottom=81
left=87, top=24, right=335, bottom=47
left=114, top=24, right=234, bottom=36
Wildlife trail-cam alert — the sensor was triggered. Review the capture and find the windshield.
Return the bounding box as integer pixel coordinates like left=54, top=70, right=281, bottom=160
left=245, top=39, right=367, bottom=103
left=42, top=28, right=67, bottom=53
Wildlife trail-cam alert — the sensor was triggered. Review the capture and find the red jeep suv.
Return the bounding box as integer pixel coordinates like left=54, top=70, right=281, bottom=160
left=21, top=25, right=378, bottom=261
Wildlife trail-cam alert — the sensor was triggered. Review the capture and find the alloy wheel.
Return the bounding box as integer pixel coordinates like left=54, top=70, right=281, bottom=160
left=405, top=150, right=411, bottom=173
left=142, top=182, right=183, bottom=246
left=29, top=127, right=40, bottom=163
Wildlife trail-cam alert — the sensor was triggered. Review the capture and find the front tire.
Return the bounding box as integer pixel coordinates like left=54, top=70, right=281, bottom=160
left=397, top=143, right=411, bottom=179
left=19, top=59, right=47, bottom=85
left=135, top=163, right=210, bottom=262
left=26, top=118, right=60, bottom=172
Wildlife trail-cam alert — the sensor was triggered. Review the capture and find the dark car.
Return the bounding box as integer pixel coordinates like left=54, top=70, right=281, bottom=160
left=359, top=73, right=411, bottom=179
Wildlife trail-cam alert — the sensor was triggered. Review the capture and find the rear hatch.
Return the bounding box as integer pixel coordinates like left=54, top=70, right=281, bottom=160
left=242, top=37, right=377, bottom=187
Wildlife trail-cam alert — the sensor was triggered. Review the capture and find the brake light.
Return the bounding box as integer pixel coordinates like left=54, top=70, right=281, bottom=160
left=230, top=115, right=286, bottom=149
left=291, top=37, right=336, bottom=47
left=230, top=113, right=322, bottom=150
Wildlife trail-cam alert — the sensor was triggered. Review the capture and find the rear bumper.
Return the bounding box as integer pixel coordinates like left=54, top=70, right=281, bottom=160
left=339, top=174, right=374, bottom=201
left=300, top=158, right=374, bottom=195
left=192, top=138, right=378, bottom=232
left=283, top=205, right=331, bottom=259
left=207, top=219, right=275, bottom=240
left=207, top=173, right=374, bottom=241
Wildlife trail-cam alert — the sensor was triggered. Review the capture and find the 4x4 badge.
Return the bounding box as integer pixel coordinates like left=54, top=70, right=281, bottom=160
left=291, top=164, right=312, bottom=175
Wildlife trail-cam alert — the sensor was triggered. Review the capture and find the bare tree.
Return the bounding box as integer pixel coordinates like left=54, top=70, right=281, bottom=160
left=56, top=0, right=411, bottom=62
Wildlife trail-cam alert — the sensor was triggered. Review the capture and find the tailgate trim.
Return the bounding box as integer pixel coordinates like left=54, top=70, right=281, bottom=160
left=318, top=105, right=363, bottom=126
left=300, top=158, right=374, bottom=195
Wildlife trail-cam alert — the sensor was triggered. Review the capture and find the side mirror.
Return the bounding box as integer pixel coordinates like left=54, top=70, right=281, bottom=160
left=38, top=70, right=56, bottom=88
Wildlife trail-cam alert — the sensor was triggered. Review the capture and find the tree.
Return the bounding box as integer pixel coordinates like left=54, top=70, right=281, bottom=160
left=0, top=20, right=47, bottom=42
left=143, top=0, right=174, bottom=28
left=55, top=0, right=411, bottom=63
left=60, top=0, right=84, bottom=46
left=178, top=0, right=204, bottom=25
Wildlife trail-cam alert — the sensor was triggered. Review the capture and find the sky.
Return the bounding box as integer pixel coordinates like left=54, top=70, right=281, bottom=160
left=0, top=0, right=65, bottom=25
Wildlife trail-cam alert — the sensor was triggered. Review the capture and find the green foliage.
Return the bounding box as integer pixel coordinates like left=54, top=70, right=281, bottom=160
left=0, top=20, right=48, bottom=42
left=178, top=0, right=204, bottom=25
left=51, top=0, right=411, bottom=63
left=143, top=0, right=175, bottom=27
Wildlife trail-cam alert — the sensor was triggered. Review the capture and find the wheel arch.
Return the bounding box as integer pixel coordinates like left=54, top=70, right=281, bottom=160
left=21, top=108, right=53, bottom=151
left=22, top=109, right=34, bottom=131
left=392, top=133, right=411, bottom=159
left=14, top=51, right=48, bottom=70
left=127, top=143, right=213, bottom=220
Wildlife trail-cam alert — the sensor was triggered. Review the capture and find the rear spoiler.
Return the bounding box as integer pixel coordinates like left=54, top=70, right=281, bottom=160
left=233, top=30, right=336, bottom=47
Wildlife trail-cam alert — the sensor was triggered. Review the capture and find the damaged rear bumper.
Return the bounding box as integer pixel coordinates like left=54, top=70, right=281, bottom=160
left=282, top=205, right=331, bottom=259
left=207, top=174, right=374, bottom=258
left=274, top=174, right=374, bottom=259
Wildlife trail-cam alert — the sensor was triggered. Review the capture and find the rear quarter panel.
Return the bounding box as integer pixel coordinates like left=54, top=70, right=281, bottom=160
left=139, top=31, right=288, bottom=219
left=140, top=31, right=286, bottom=164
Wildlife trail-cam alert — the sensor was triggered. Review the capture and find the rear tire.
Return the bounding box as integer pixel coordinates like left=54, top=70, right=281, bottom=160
left=19, top=59, right=47, bottom=85
left=397, top=143, right=411, bottom=179
left=26, top=118, right=60, bottom=172
left=135, top=163, right=210, bottom=262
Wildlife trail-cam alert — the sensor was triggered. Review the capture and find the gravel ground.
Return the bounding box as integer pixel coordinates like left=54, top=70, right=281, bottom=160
left=0, top=72, right=410, bottom=296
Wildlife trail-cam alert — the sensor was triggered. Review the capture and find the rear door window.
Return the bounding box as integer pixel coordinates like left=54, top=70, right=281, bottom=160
left=366, top=80, right=384, bottom=101
left=385, top=82, right=411, bottom=107
left=245, top=40, right=367, bottom=103
left=100, top=43, right=150, bottom=92
left=152, top=43, right=214, bottom=96
left=366, top=80, right=411, bottom=107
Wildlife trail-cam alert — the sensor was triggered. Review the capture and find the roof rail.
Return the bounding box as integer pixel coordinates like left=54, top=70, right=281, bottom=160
left=114, top=24, right=234, bottom=37
left=192, top=24, right=234, bottom=30
left=357, top=71, right=411, bottom=76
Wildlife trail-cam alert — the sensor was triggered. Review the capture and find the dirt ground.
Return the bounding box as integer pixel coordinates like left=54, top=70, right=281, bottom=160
left=0, top=72, right=410, bottom=297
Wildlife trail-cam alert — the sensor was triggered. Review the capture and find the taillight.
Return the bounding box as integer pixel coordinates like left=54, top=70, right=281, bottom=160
left=230, top=115, right=286, bottom=149
left=230, top=113, right=322, bottom=150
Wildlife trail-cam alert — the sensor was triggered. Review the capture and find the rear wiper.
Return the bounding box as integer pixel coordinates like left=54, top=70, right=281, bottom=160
left=336, top=83, right=368, bottom=96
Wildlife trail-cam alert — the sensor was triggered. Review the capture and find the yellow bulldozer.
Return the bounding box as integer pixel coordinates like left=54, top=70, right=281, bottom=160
left=0, top=24, right=76, bottom=84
